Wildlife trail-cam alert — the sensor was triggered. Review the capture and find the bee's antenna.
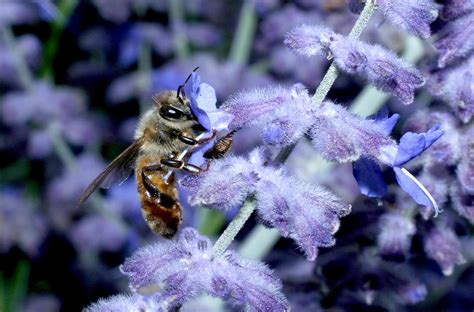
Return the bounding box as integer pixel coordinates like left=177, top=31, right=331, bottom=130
left=176, top=67, right=200, bottom=102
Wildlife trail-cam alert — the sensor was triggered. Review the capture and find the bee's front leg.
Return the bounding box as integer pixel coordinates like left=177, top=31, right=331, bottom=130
left=160, top=158, right=204, bottom=174
left=177, top=130, right=217, bottom=146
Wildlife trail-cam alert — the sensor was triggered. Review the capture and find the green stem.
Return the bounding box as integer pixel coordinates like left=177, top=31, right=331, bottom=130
left=169, top=0, right=189, bottom=59
left=229, top=0, right=257, bottom=64
left=1, top=27, right=34, bottom=89
left=40, top=0, right=78, bottom=80
left=138, top=43, right=152, bottom=113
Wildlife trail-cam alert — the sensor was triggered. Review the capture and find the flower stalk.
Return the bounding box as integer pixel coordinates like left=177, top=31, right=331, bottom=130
left=212, top=0, right=377, bottom=258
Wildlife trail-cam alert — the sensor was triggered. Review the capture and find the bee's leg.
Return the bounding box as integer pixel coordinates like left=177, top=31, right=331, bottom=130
left=203, top=131, right=234, bottom=159
left=142, top=164, right=162, bottom=173
left=141, top=170, right=175, bottom=208
left=141, top=170, right=160, bottom=198
left=178, top=130, right=217, bottom=146
left=161, top=158, right=203, bottom=174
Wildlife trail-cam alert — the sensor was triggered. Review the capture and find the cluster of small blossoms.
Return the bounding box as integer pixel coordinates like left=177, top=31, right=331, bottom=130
left=221, top=83, right=442, bottom=214
left=284, top=24, right=425, bottom=104
left=427, top=0, right=474, bottom=123
left=86, top=228, right=289, bottom=311
left=347, top=0, right=438, bottom=39
left=182, top=148, right=351, bottom=261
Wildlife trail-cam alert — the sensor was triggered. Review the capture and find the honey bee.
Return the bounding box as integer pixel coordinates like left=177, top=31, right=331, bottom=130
left=77, top=71, right=233, bottom=238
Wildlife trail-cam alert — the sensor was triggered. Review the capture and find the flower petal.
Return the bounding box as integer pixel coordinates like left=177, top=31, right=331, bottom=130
left=352, top=157, right=387, bottom=198
left=394, top=125, right=444, bottom=166
left=393, top=167, right=440, bottom=216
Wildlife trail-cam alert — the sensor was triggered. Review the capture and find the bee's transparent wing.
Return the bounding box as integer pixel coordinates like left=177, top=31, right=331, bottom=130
left=76, top=137, right=144, bottom=208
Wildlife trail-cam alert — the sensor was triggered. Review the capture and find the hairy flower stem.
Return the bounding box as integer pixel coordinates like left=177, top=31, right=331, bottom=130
left=169, top=0, right=189, bottom=59
left=1, top=27, right=34, bottom=90
left=212, top=199, right=256, bottom=258
left=212, top=0, right=377, bottom=258
left=312, top=0, right=376, bottom=105
left=240, top=35, right=425, bottom=261
left=40, top=0, right=78, bottom=80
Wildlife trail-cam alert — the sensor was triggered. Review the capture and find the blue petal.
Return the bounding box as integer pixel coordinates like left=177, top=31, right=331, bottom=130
left=188, top=136, right=215, bottom=167
left=186, top=74, right=233, bottom=132
left=369, top=107, right=400, bottom=135
left=394, top=125, right=444, bottom=166
left=394, top=167, right=439, bottom=216
left=379, top=114, right=400, bottom=136
left=352, top=157, right=387, bottom=197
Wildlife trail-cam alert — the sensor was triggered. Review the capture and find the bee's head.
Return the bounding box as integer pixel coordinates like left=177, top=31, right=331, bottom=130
left=152, top=91, right=199, bottom=130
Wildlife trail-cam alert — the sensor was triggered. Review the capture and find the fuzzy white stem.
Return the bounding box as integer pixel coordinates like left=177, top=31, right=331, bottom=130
left=311, top=0, right=376, bottom=105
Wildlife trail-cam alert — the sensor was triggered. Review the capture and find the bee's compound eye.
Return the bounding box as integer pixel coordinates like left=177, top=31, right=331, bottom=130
left=160, top=105, right=184, bottom=120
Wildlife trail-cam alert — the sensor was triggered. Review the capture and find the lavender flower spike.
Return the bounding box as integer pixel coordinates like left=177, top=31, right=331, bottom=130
left=330, top=37, right=425, bottom=104
left=85, top=294, right=155, bottom=312
left=120, top=228, right=289, bottom=311
left=377, top=213, right=416, bottom=262
left=285, top=25, right=425, bottom=104
left=424, top=226, right=466, bottom=276
left=377, top=0, right=438, bottom=39
left=434, top=13, right=474, bottom=68
left=182, top=149, right=350, bottom=261
left=284, top=24, right=336, bottom=57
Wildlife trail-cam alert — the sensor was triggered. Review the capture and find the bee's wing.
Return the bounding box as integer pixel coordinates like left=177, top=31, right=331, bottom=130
left=77, top=137, right=144, bottom=208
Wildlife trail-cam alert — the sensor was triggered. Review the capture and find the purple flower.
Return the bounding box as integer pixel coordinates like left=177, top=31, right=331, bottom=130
left=428, top=56, right=474, bottom=123
left=120, top=228, right=289, bottom=310
left=69, top=214, right=129, bottom=253
left=330, top=36, right=425, bottom=104
left=417, top=167, right=451, bottom=219
left=119, top=23, right=173, bottom=66
left=377, top=0, right=438, bottom=38
left=92, top=0, right=134, bottom=23
left=285, top=25, right=425, bottom=104
left=284, top=24, right=335, bottom=57
left=28, top=129, right=53, bottom=159
left=345, top=108, right=443, bottom=214
left=0, top=188, right=47, bottom=256
left=185, top=72, right=233, bottom=132
left=0, top=0, right=56, bottom=25
left=396, top=282, right=427, bottom=305
left=185, top=22, right=222, bottom=48
left=424, top=226, right=466, bottom=275
left=0, top=35, right=41, bottom=87
left=450, top=183, right=474, bottom=223
left=309, top=102, right=399, bottom=164
left=221, top=83, right=311, bottom=132
left=441, top=0, right=474, bottom=20
left=85, top=294, right=154, bottom=312
left=456, top=126, right=474, bottom=193
left=182, top=149, right=350, bottom=260
left=433, top=13, right=474, bottom=68
left=405, top=111, right=462, bottom=164
left=377, top=213, right=415, bottom=261
left=23, top=294, right=60, bottom=312
left=260, top=4, right=323, bottom=48
left=394, top=125, right=443, bottom=166
left=47, top=153, right=106, bottom=228
left=1, top=81, right=86, bottom=126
